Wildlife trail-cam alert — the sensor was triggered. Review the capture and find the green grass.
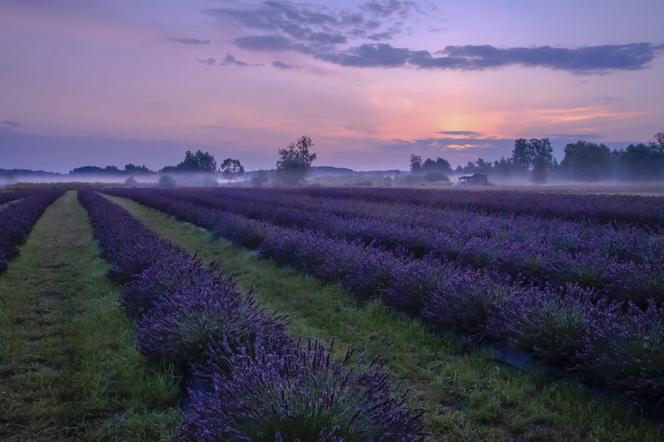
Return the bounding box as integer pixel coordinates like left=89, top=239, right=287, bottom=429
left=0, top=191, right=180, bottom=441
left=108, top=194, right=664, bottom=442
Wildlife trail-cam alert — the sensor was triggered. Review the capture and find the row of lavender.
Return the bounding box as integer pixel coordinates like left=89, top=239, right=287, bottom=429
left=107, top=188, right=664, bottom=406
left=0, top=190, right=30, bottom=206
left=0, top=189, right=65, bottom=273
left=79, top=190, right=424, bottom=441
left=297, top=187, right=664, bottom=227
left=151, top=188, right=664, bottom=305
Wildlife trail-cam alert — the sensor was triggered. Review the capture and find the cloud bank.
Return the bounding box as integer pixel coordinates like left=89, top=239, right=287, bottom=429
left=207, top=1, right=663, bottom=73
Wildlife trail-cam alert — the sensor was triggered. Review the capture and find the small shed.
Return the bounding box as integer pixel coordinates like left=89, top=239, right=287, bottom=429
left=458, top=173, right=488, bottom=185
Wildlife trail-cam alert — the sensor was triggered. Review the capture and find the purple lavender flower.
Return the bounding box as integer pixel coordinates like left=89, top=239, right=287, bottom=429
left=136, top=281, right=290, bottom=370
left=121, top=254, right=226, bottom=319
left=180, top=342, right=425, bottom=441
left=581, top=300, right=664, bottom=402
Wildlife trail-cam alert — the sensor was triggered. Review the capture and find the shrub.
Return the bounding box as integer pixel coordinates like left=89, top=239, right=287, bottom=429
left=379, top=257, right=441, bottom=315
left=180, top=342, right=425, bottom=441
left=159, top=175, right=176, bottom=188
left=136, top=282, right=289, bottom=370
left=580, top=301, right=664, bottom=401
left=423, top=270, right=513, bottom=338
left=495, top=286, right=609, bottom=367
left=121, top=255, right=223, bottom=319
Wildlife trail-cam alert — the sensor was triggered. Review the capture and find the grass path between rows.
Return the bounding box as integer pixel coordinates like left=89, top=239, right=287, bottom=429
left=109, top=194, right=664, bottom=442
left=0, top=191, right=180, bottom=441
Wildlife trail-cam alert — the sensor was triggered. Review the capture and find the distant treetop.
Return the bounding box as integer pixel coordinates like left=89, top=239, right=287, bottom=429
left=161, top=150, right=218, bottom=173
left=276, top=135, right=317, bottom=185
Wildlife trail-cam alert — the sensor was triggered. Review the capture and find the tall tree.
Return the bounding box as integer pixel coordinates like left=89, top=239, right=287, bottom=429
left=561, top=141, right=611, bottom=181
left=653, top=131, right=664, bottom=147
left=511, top=138, right=553, bottom=182
left=615, top=143, right=664, bottom=180
left=220, top=158, right=245, bottom=182
left=511, top=138, right=534, bottom=171
left=276, top=135, right=317, bottom=185
left=421, top=157, right=452, bottom=173
left=177, top=150, right=217, bottom=172
left=409, top=154, right=422, bottom=173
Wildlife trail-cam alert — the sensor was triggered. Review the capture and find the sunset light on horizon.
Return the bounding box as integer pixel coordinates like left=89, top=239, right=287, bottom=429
left=1, top=0, right=663, bottom=172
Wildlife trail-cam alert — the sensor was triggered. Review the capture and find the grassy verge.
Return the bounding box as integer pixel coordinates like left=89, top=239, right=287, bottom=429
left=0, top=191, right=180, bottom=441
left=109, top=194, right=664, bottom=441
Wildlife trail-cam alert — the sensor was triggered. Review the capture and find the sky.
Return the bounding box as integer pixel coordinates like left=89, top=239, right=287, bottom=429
left=1, top=0, right=663, bottom=172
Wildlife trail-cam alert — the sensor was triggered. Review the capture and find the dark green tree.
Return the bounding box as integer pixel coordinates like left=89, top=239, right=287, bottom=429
left=561, top=141, right=611, bottom=181
left=175, top=150, right=217, bottom=172
left=654, top=131, right=664, bottom=147
left=220, top=158, right=245, bottom=182
left=421, top=157, right=452, bottom=173
left=409, top=154, right=422, bottom=173
left=492, top=157, right=515, bottom=175
left=531, top=156, right=549, bottom=183
left=512, top=138, right=534, bottom=171
left=124, top=163, right=151, bottom=173
left=276, top=136, right=317, bottom=185
left=615, top=142, right=664, bottom=180
left=511, top=138, right=553, bottom=182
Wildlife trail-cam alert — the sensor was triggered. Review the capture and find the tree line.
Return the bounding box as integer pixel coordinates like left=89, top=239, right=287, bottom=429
left=411, top=131, right=664, bottom=183
left=156, top=135, right=317, bottom=187
left=67, top=134, right=318, bottom=187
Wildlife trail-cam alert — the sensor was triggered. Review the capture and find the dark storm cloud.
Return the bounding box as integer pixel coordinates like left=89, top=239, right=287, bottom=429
left=170, top=37, right=211, bottom=45
left=272, top=60, right=296, bottom=69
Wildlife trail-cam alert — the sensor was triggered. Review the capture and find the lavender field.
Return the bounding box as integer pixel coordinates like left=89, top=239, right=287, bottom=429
left=2, top=186, right=664, bottom=441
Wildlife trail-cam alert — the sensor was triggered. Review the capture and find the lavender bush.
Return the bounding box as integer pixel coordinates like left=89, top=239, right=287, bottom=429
left=581, top=301, right=664, bottom=402
left=297, top=186, right=664, bottom=227
left=0, top=189, right=29, bottom=206
left=79, top=190, right=425, bottom=438
left=180, top=342, right=425, bottom=442
left=105, top=187, right=664, bottom=404
left=0, top=188, right=64, bottom=271
left=494, top=287, right=621, bottom=367
left=132, top=187, right=664, bottom=304
left=121, top=254, right=225, bottom=319
left=136, top=282, right=290, bottom=369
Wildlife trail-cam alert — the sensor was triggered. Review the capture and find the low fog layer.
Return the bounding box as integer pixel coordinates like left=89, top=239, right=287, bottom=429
left=2, top=135, right=664, bottom=192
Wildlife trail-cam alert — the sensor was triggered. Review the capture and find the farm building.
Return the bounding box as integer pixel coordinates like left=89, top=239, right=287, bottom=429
left=458, top=173, right=489, bottom=185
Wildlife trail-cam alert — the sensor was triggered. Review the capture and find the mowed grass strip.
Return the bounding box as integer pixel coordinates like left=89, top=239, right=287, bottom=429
left=0, top=191, right=180, bottom=441
left=110, top=194, right=664, bottom=442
